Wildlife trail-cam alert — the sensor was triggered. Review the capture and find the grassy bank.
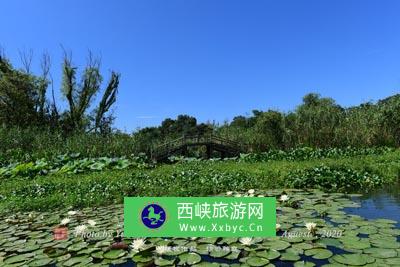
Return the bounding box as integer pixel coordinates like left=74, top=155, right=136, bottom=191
left=1, top=150, right=399, bottom=214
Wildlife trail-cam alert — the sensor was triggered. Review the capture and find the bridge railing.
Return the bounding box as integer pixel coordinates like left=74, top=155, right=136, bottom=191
left=152, top=134, right=242, bottom=158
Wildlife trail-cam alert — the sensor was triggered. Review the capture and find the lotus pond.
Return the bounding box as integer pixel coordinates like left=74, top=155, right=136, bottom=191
left=1, top=189, right=400, bottom=267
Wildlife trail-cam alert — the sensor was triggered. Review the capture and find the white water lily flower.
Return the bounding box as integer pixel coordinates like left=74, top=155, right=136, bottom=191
left=74, top=224, right=88, bottom=236
left=68, top=211, right=78, bottom=216
left=258, top=195, right=265, bottom=197
left=279, top=195, right=290, bottom=202
left=60, top=218, right=71, bottom=226
left=130, top=238, right=146, bottom=251
left=155, top=245, right=170, bottom=255
left=235, top=194, right=242, bottom=197
left=226, top=191, right=233, bottom=196
left=248, top=189, right=255, bottom=194
left=276, top=224, right=281, bottom=231
left=305, top=222, right=317, bottom=232
left=87, top=220, right=96, bottom=226
left=239, top=237, right=254, bottom=246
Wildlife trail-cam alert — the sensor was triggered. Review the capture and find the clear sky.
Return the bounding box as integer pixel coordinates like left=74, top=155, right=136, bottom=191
left=1, top=0, right=399, bottom=132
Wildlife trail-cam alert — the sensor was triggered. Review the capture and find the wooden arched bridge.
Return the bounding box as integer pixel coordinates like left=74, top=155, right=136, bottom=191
left=151, top=135, right=244, bottom=162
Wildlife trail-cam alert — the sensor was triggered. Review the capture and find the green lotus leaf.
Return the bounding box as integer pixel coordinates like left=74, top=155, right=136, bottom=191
left=379, top=228, right=400, bottom=235
left=16, top=244, right=40, bottom=253
left=256, top=249, right=280, bottom=260
left=61, top=255, right=93, bottom=266
left=363, top=247, right=398, bottom=259
left=67, top=242, right=88, bottom=252
left=28, top=258, right=56, bottom=266
left=172, top=239, right=190, bottom=246
left=224, top=250, right=240, bottom=260
left=321, top=263, right=347, bottom=267
left=77, top=247, right=101, bottom=255
left=246, top=256, right=270, bottom=266
left=163, top=248, right=186, bottom=256
left=91, top=251, right=104, bottom=259
left=154, top=257, right=176, bottom=266
left=198, top=238, right=218, bottom=244
left=209, top=248, right=231, bottom=258
left=132, top=254, right=153, bottom=263
left=284, top=236, right=304, bottom=243
left=218, top=238, right=238, bottom=245
left=178, top=252, right=202, bottom=265
left=103, top=249, right=127, bottom=259
left=4, top=254, right=33, bottom=264
left=384, top=257, right=400, bottom=265
left=195, top=244, right=211, bottom=255
left=374, top=219, right=397, bottom=224
left=331, top=254, right=375, bottom=266
left=156, top=239, right=172, bottom=246
left=294, top=261, right=316, bottom=267
left=304, top=248, right=333, bottom=259
left=318, top=238, right=342, bottom=248
left=264, top=240, right=291, bottom=250
left=358, top=226, right=378, bottom=235
left=56, top=253, right=72, bottom=262
left=193, top=262, right=220, bottom=267
left=341, top=239, right=370, bottom=250
left=371, top=239, right=400, bottom=249
left=280, top=251, right=300, bottom=261
left=292, top=242, right=314, bottom=251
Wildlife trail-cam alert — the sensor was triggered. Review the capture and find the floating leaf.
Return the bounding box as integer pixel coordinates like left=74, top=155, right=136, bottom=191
left=331, top=254, right=375, bottom=266
left=178, top=253, right=202, bottom=265
left=246, top=256, right=270, bottom=266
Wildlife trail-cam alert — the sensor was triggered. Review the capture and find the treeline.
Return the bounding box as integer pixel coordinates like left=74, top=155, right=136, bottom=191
left=217, top=93, right=400, bottom=151
left=135, top=93, right=400, bottom=153
left=1, top=49, right=399, bottom=161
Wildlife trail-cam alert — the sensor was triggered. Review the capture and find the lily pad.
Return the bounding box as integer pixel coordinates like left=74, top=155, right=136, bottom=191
left=62, top=255, right=93, bottom=266
left=256, top=249, right=280, bottom=260
left=29, top=258, right=56, bottom=266
left=331, top=254, right=375, bottom=266
left=246, top=257, right=270, bottom=266
left=179, top=253, right=202, bottom=265
left=294, top=261, right=316, bottom=267
left=103, top=249, right=126, bottom=259
left=304, top=248, right=333, bottom=259
left=280, top=251, right=300, bottom=261
left=363, top=248, right=398, bottom=259
left=154, top=257, right=176, bottom=266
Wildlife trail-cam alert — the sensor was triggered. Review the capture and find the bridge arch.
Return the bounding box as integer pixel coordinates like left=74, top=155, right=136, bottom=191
left=151, top=135, right=243, bottom=162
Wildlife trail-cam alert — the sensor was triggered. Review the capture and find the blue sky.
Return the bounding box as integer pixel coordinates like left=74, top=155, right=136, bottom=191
left=1, top=0, right=399, bottom=132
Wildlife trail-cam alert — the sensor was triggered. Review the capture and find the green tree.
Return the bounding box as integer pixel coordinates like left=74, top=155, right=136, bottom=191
left=0, top=56, right=47, bottom=127
left=295, top=93, right=344, bottom=147
left=61, top=52, right=120, bottom=133
left=254, top=110, right=284, bottom=149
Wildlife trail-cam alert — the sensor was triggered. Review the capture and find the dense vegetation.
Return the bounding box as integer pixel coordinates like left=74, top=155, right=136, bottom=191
left=1, top=149, right=399, bottom=213
left=1, top=49, right=400, bottom=213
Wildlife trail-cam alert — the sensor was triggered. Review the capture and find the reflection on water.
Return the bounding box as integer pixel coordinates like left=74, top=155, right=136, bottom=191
left=345, top=182, right=400, bottom=228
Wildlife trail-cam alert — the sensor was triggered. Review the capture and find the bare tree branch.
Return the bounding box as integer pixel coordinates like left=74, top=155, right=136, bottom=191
left=19, top=48, right=33, bottom=73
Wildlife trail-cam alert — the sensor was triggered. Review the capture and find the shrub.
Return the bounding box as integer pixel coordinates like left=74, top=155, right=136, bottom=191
left=285, top=165, right=383, bottom=192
